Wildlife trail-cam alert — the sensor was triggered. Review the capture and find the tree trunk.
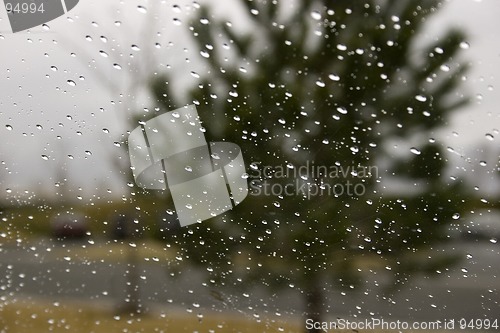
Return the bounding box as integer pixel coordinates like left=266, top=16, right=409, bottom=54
left=304, top=277, right=324, bottom=333
left=127, top=245, right=141, bottom=312
left=117, top=244, right=142, bottom=315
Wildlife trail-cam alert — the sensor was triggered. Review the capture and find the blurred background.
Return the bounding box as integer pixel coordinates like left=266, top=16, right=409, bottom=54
left=0, top=0, right=499, bottom=332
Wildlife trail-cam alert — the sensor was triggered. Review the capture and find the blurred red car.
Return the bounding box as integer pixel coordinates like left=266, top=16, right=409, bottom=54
left=51, top=211, right=88, bottom=240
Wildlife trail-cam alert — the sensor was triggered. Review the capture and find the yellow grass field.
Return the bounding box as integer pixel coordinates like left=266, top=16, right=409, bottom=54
left=0, top=297, right=301, bottom=333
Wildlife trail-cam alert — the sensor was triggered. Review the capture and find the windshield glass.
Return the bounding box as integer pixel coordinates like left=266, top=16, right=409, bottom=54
left=0, top=1, right=499, bottom=332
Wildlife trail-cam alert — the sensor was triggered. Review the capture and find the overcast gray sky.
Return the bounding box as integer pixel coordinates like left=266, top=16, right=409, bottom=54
left=0, top=0, right=498, bottom=204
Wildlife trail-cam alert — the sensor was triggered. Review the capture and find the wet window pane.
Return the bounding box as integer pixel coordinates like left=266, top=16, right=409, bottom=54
left=0, top=1, right=499, bottom=332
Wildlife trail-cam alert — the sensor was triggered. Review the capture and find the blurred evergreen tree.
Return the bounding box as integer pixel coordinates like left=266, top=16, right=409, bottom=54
left=146, top=0, right=471, bottom=331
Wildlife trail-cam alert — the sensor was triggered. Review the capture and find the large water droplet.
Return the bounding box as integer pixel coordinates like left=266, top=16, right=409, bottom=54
left=415, top=95, right=427, bottom=102
left=410, top=147, right=421, bottom=155
left=459, top=41, right=470, bottom=49
left=311, top=11, right=322, bottom=20
left=328, top=73, right=340, bottom=81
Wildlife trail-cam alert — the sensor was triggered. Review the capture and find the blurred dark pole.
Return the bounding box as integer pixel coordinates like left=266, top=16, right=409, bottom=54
left=112, top=213, right=143, bottom=315
left=305, top=274, right=322, bottom=333
left=124, top=240, right=141, bottom=314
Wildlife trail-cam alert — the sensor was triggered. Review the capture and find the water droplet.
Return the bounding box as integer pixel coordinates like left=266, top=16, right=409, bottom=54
left=311, top=11, right=322, bottom=20
left=337, top=44, right=347, bottom=51
left=410, top=147, right=421, bottom=155
left=459, top=41, right=470, bottom=49
left=415, top=95, right=427, bottom=102
left=5, top=125, right=12, bottom=130
left=113, top=63, right=122, bottom=70
left=440, top=64, right=450, bottom=72
left=337, top=107, right=348, bottom=114
left=131, top=44, right=140, bottom=51
left=41, top=155, right=49, bottom=160
left=328, top=73, right=340, bottom=81
left=99, top=50, right=109, bottom=58
left=67, top=80, right=76, bottom=86
left=137, top=6, right=147, bottom=13
left=452, top=213, right=460, bottom=220
left=485, top=133, right=494, bottom=141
